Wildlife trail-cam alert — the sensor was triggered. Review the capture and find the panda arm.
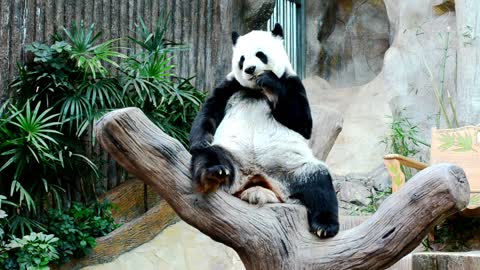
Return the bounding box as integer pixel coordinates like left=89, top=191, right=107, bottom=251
left=189, top=78, right=241, bottom=151
left=257, top=72, right=312, bottom=139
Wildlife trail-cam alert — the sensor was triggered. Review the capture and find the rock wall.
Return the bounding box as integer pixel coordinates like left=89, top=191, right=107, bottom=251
left=305, top=0, right=390, bottom=87
left=307, top=0, right=458, bottom=178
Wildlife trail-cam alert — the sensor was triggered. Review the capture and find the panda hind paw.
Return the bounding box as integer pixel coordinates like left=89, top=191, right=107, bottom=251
left=240, top=186, right=280, bottom=206
left=310, top=220, right=339, bottom=239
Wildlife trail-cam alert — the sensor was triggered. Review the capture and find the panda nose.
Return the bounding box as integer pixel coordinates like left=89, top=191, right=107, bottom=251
left=244, top=66, right=256, bottom=75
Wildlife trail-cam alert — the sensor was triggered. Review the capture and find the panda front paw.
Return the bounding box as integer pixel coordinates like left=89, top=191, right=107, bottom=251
left=196, top=164, right=231, bottom=193
left=256, top=71, right=282, bottom=91
left=190, top=145, right=235, bottom=194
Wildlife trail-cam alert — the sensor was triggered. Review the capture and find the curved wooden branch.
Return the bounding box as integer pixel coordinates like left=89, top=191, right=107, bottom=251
left=95, top=108, right=470, bottom=270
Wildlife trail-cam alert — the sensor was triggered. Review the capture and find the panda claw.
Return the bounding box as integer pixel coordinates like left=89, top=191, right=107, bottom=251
left=225, top=169, right=230, bottom=176
left=316, top=229, right=324, bottom=238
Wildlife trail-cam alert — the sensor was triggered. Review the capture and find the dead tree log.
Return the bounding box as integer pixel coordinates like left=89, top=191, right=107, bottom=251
left=95, top=107, right=470, bottom=270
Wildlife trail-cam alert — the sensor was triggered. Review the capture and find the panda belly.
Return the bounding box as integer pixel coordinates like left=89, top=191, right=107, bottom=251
left=212, top=92, right=319, bottom=201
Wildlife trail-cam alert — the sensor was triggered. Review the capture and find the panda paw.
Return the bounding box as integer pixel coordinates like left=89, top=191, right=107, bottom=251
left=256, top=71, right=281, bottom=90
left=310, top=220, right=339, bottom=239
left=190, top=145, right=235, bottom=194
left=240, top=186, right=280, bottom=206
left=196, top=165, right=232, bottom=193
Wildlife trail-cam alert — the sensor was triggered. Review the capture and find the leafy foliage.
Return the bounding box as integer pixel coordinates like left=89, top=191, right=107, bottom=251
left=356, top=188, right=392, bottom=214
left=45, top=201, right=118, bottom=263
left=2, top=14, right=202, bottom=267
left=63, top=21, right=126, bottom=79
left=422, top=216, right=480, bottom=252
left=381, top=110, right=430, bottom=179
left=121, top=13, right=204, bottom=145
left=0, top=101, right=97, bottom=236
left=6, top=232, right=59, bottom=270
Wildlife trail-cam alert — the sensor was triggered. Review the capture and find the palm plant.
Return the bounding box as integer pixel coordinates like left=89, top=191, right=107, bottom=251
left=121, top=14, right=204, bottom=146
left=0, top=100, right=98, bottom=235
left=63, top=21, right=127, bottom=79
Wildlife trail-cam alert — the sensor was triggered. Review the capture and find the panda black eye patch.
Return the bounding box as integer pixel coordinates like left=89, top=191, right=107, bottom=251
left=255, top=51, right=268, bottom=64
left=239, top=56, right=245, bottom=70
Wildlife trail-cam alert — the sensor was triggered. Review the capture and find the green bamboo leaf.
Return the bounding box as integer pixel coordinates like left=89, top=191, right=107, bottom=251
left=439, top=133, right=456, bottom=151
left=454, top=132, right=475, bottom=152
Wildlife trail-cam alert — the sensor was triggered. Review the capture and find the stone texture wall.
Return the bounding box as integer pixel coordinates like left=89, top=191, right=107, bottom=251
left=305, top=0, right=390, bottom=87
left=0, top=0, right=274, bottom=97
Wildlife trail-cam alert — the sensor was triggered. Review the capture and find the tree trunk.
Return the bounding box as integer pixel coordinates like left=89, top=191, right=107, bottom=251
left=95, top=107, right=470, bottom=270
left=456, top=0, right=480, bottom=125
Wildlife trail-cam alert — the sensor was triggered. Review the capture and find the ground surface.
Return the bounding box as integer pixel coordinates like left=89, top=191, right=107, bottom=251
left=82, top=221, right=244, bottom=270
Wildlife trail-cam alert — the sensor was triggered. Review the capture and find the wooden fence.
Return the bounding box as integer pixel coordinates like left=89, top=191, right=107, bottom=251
left=0, top=0, right=273, bottom=96
left=0, top=0, right=273, bottom=192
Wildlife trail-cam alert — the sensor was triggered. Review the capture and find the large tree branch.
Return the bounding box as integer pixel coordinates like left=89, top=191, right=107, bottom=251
left=95, top=107, right=470, bottom=270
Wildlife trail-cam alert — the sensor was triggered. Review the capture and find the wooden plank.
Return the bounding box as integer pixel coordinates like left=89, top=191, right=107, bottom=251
left=0, top=1, right=11, bottom=96
left=9, top=0, right=23, bottom=80
left=136, top=0, right=143, bottom=44
left=111, top=0, right=120, bottom=39
left=25, top=0, right=36, bottom=56
left=181, top=0, right=191, bottom=76
left=64, top=0, right=75, bottom=31
left=119, top=0, right=128, bottom=55
left=384, top=154, right=429, bottom=171
left=189, top=0, right=198, bottom=87
left=74, top=0, right=84, bottom=25
left=101, top=0, right=110, bottom=41
left=152, top=0, right=159, bottom=29
left=204, top=0, right=214, bottom=87
left=34, top=0, right=45, bottom=42
left=195, top=0, right=207, bottom=90
left=44, top=0, right=55, bottom=41
left=54, top=0, right=64, bottom=34
left=84, top=0, right=94, bottom=27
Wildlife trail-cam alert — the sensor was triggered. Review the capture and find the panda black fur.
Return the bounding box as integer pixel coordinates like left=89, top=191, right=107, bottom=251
left=189, top=24, right=339, bottom=238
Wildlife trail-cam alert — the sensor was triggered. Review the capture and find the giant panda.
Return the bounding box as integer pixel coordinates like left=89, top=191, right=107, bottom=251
left=189, top=23, right=339, bottom=238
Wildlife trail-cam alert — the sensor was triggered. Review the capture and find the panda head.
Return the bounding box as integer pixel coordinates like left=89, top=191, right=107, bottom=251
left=230, top=23, right=294, bottom=89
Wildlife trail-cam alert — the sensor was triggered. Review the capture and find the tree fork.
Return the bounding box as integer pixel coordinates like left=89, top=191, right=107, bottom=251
left=96, top=107, right=469, bottom=270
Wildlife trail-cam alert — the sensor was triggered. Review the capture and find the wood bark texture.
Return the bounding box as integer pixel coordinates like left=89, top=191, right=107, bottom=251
left=95, top=107, right=470, bottom=270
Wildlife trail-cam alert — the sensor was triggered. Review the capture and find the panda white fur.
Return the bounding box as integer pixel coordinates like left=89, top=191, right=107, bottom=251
left=189, top=24, right=339, bottom=238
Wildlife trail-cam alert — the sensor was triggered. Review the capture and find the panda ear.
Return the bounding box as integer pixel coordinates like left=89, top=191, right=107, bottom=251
left=231, top=31, right=240, bottom=46
left=271, top=23, right=284, bottom=39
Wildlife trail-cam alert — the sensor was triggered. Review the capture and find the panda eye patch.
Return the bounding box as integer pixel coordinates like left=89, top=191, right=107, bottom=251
left=239, top=56, right=245, bottom=70
left=255, top=51, right=268, bottom=64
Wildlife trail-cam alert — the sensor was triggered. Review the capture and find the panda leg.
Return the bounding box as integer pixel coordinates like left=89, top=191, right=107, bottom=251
left=290, top=168, right=339, bottom=239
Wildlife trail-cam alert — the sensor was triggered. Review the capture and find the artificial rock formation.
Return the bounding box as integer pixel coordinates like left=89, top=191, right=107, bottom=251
left=96, top=107, right=469, bottom=270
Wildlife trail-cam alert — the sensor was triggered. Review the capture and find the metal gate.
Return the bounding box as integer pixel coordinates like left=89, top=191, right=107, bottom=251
left=267, top=0, right=306, bottom=79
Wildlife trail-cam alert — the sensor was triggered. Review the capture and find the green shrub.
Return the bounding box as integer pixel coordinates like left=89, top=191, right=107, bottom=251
left=45, top=201, right=118, bottom=263
left=6, top=232, right=59, bottom=270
